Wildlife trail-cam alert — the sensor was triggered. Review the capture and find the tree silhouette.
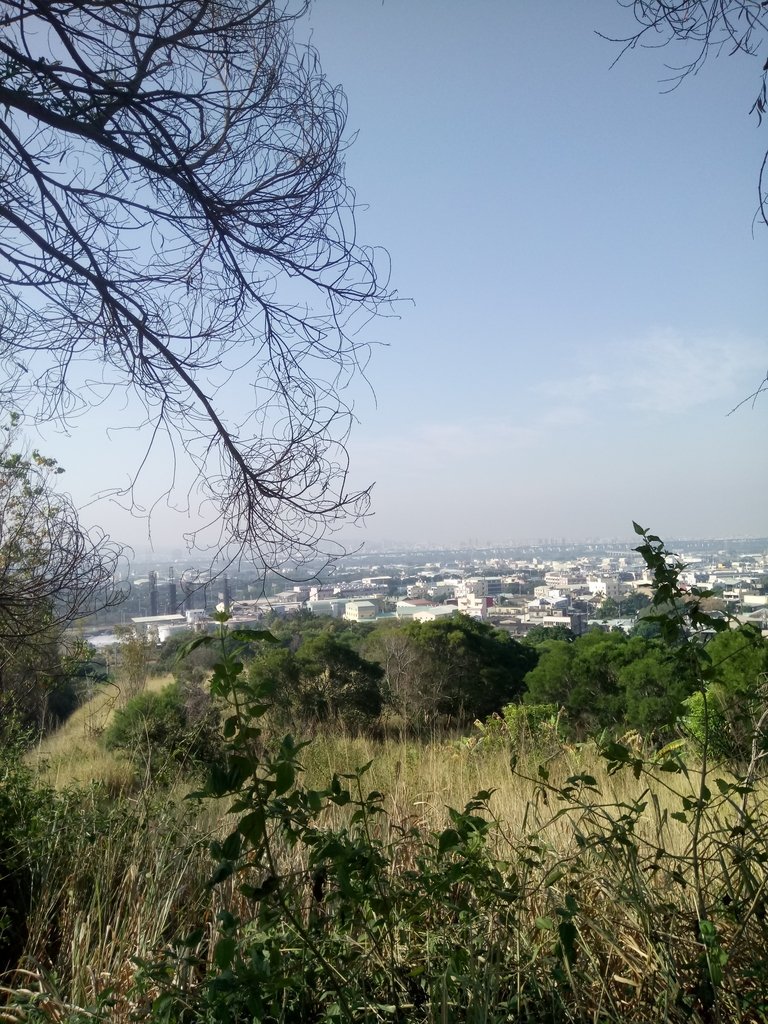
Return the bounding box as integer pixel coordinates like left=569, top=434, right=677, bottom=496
left=611, top=1, right=768, bottom=406
left=0, top=419, right=124, bottom=723
left=0, top=0, right=391, bottom=571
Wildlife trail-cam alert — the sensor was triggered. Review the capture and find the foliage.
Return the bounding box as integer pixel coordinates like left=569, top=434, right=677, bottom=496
left=126, top=618, right=574, bottom=1022
left=523, top=622, right=701, bottom=740
left=0, top=728, right=53, bottom=974
left=114, top=627, right=155, bottom=701
left=522, top=623, right=575, bottom=644
left=620, top=642, right=698, bottom=737
left=683, top=626, right=768, bottom=763
left=8, top=539, right=768, bottom=1022
left=398, top=614, right=537, bottom=725
left=471, top=703, right=562, bottom=757
left=156, top=630, right=220, bottom=685
left=8, top=530, right=768, bottom=1022
left=136, top=593, right=768, bottom=1022
left=105, top=681, right=223, bottom=780
left=595, top=591, right=651, bottom=620
left=0, top=420, right=124, bottom=736
left=248, top=631, right=384, bottom=731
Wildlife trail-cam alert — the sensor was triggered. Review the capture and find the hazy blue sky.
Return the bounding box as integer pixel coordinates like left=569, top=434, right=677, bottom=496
left=38, top=2, right=768, bottom=553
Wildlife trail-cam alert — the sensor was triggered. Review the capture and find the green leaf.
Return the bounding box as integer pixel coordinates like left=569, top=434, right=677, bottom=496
left=214, top=936, right=237, bottom=969
left=175, top=635, right=215, bottom=661
left=543, top=867, right=565, bottom=887
left=558, top=920, right=578, bottom=965
left=178, top=928, right=204, bottom=948
left=438, top=828, right=461, bottom=855
left=600, top=741, right=631, bottom=764
left=209, top=860, right=235, bottom=887
left=274, top=760, right=295, bottom=796
left=229, top=628, right=278, bottom=644
left=240, top=875, right=278, bottom=902
left=221, top=831, right=241, bottom=860
left=238, top=809, right=266, bottom=844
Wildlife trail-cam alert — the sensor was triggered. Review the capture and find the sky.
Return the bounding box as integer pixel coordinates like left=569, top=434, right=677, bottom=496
left=34, top=1, right=768, bottom=555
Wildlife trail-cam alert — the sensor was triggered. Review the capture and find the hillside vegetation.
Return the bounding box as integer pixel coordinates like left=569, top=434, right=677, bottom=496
left=2, top=530, right=768, bottom=1022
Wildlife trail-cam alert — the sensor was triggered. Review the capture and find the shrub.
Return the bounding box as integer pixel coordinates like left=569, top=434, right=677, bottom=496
left=470, top=703, right=561, bottom=755
left=105, top=681, right=222, bottom=780
left=0, top=731, right=55, bottom=973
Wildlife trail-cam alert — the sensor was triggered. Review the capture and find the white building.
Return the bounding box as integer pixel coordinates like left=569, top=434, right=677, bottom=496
left=306, top=599, right=347, bottom=617
left=344, top=600, right=377, bottom=621
left=457, top=594, right=489, bottom=620
left=587, top=577, right=621, bottom=599
left=456, top=578, right=489, bottom=599
left=412, top=605, right=458, bottom=622
left=396, top=599, right=442, bottom=619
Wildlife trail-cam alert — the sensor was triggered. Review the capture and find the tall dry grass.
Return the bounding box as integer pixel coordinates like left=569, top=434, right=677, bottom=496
left=26, top=673, right=175, bottom=791
left=6, top=705, right=768, bottom=1022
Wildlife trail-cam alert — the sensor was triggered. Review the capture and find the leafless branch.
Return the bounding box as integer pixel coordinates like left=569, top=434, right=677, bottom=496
left=0, top=422, right=126, bottom=710
left=605, top=2, right=768, bottom=226
left=0, top=0, right=393, bottom=573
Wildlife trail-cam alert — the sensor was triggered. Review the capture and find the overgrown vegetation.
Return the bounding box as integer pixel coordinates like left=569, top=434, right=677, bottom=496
left=2, top=528, right=768, bottom=1022
left=105, top=682, right=223, bottom=782
left=0, top=419, right=123, bottom=739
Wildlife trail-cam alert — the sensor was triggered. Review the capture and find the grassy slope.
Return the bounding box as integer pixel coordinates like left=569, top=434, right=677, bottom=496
left=11, top=684, right=768, bottom=1022
left=27, top=673, right=175, bottom=789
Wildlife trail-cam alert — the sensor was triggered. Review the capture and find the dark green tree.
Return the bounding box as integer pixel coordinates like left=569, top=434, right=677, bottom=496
left=248, top=632, right=383, bottom=731
left=523, top=624, right=575, bottom=646
left=294, top=634, right=384, bottom=729
left=105, top=681, right=222, bottom=780
left=683, top=626, right=768, bottom=761
left=523, top=631, right=633, bottom=736
left=619, top=644, right=697, bottom=739
left=596, top=593, right=651, bottom=620
left=403, top=614, right=537, bottom=723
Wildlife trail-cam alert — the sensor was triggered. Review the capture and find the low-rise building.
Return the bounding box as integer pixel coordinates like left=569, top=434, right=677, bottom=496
left=396, top=598, right=440, bottom=619
left=306, top=599, right=347, bottom=617
left=344, top=600, right=377, bottom=621
left=412, top=605, right=458, bottom=622
left=457, top=593, right=489, bottom=620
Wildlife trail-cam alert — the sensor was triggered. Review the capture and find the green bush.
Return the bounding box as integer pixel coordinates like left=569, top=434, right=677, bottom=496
left=0, top=732, right=55, bottom=973
left=105, top=682, right=222, bottom=779
left=471, top=703, right=561, bottom=755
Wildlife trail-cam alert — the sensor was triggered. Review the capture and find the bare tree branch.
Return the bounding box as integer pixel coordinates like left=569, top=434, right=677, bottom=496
left=606, top=2, right=768, bottom=226
left=0, top=0, right=392, bottom=573
left=0, top=418, right=126, bottom=714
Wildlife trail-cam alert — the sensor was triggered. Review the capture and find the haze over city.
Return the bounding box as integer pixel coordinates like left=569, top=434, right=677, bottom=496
left=33, top=1, right=768, bottom=554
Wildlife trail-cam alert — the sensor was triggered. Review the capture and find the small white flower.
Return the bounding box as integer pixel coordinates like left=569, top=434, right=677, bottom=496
left=216, top=601, right=226, bottom=613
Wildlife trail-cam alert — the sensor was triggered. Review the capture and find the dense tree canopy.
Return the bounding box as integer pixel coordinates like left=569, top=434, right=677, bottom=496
left=523, top=630, right=699, bottom=739
left=684, top=626, right=768, bottom=760
left=248, top=630, right=383, bottom=730
left=398, top=615, right=537, bottom=724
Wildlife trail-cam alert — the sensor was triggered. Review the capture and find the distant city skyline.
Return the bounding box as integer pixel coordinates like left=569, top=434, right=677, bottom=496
left=29, top=2, right=768, bottom=554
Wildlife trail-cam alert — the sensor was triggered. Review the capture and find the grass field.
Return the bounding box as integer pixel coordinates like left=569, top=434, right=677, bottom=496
left=4, top=679, right=768, bottom=1023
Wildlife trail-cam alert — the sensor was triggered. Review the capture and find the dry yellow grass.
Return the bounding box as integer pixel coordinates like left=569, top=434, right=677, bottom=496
left=300, top=731, right=703, bottom=855
left=10, top=698, right=768, bottom=1023
left=27, top=672, right=175, bottom=789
